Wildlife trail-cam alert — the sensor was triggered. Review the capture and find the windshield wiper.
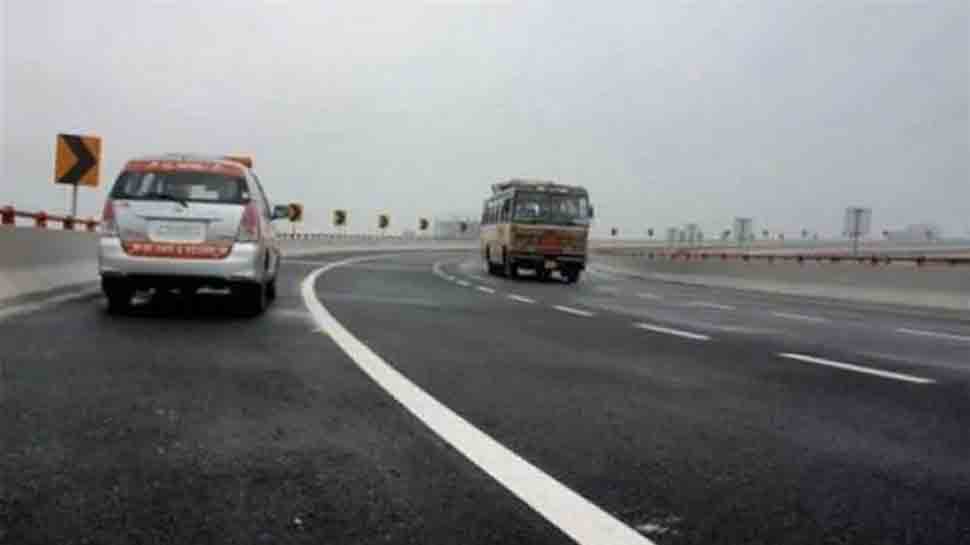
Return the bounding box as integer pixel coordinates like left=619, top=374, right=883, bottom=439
left=146, top=191, right=189, bottom=208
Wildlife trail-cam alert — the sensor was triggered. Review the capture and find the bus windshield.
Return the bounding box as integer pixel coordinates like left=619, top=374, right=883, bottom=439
left=512, top=192, right=589, bottom=226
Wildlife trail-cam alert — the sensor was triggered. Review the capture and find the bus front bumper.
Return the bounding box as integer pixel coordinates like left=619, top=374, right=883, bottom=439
left=509, top=252, right=586, bottom=271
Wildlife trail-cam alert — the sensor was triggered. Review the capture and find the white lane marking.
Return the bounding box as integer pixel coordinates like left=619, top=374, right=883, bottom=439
left=456, top=280, right=471, bottom=287
left=771, top=311, right=828, bottom=323
left=778, top=353, right=935, bottom=384
left=508, top=295, right=536, bottom=304
left=636, top=293, right=663, bottom=300
left=0, top=287, right=99, bottom=322
left=685, top=301, right=735, bottom=311
left=634, top=323, right=711, bottom=341
left=477, top=286, right=496, bottom=294
left=896, top=328, right=970, bottom=343
left=553, top=305, right=595, bottom=317
left=431, top=260, right=454, bottom=282
left=301, top=255, right=653, bottom=545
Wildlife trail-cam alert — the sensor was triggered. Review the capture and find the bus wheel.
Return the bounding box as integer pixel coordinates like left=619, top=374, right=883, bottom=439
left=564, top=269, right=581, bottom=284
left=503, top=251, right=517, bottom=278
left=485, top=248, right=497, bottom=275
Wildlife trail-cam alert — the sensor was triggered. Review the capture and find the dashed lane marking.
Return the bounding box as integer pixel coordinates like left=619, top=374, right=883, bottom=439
left=896, top=328, right=970, bottom=343
left=771, top=311, right=828, bottom=323
left=553, top=305, right=596, bottom=317
left=778, top=353, right=935, bottom=384
left=477, top=286, right=496, bottom=294
left=633, top=323, right=711, bottom=341
left=508, top=295, right=536, bottom=304
left=302, top=255, right=654, bottom=545
left=685, top=301, right=736, bottom=311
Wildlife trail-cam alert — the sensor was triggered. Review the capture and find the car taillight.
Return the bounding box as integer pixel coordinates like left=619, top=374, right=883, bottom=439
left=101, top=199, right=118, bottom=235
left=237, top=202, right=261, bottom=242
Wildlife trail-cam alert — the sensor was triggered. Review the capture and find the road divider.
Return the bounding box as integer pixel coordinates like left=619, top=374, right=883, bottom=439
left=592, top=254, right=970, bottom=312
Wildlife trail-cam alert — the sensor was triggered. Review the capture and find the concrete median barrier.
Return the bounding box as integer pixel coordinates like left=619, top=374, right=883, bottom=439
left=593, top=252, right=970, bottom=312
left=0, top=228, right=475, bottom=304
left=0, top=228, right=101, bottom=303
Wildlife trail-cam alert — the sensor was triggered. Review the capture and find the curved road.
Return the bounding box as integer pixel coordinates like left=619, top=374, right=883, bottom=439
left=2, top=250, right=968, bottom=544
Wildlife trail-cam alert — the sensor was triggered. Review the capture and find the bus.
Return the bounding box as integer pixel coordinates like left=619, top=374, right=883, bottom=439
left=480, top=179, right=594, bottom=283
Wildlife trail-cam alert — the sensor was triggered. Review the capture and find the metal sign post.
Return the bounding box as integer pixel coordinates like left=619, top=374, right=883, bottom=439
left=843, top=207, right=872, bottom=256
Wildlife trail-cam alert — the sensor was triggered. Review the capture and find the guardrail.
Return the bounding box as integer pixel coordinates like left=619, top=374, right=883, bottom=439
left=594, top=248, right=970, bottom=267
left=1, top=205, right=100, bottom=232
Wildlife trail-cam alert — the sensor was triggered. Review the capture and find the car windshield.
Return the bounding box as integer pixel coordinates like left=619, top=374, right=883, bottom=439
left=512, top=192, right=589, bottom=226
left=110, top=171, right=249, bottom=205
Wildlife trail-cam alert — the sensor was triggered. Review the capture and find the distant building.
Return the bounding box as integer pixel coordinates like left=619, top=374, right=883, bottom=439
left=885, top=223, right=944, bottom=242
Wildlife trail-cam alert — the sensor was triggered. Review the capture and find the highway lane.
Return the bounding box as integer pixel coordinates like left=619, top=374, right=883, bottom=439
left=331, top=252, right=969, bottom=544
left=2, top=249, right=968, bottom=544
left=0, top=250, right=568, bottom=545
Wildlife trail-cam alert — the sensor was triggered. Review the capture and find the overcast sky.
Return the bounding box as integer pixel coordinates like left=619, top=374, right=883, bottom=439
left=2, top=1, right=967, bottom=236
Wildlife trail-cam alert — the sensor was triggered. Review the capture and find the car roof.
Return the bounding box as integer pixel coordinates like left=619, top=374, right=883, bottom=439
left=126, top=153, right=251, bottom=171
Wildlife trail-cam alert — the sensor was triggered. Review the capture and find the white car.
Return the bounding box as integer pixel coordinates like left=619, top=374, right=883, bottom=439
left=98, top=154, right=293, bottom=314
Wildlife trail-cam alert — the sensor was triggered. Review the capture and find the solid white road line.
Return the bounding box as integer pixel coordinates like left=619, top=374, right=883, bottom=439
left=771, top=311, right=828, bottom=323
left=456, top=280, right=471, bottom=287
left=685, top=301, right=736, bottom=311
left=636, top=293, right=663, bottom=300
left=896, top=328, right=970, bottom=343
left=778, top=353, right=935, bottom=385
left=477, top=286, right=496, bottom=294
left=553, top=305, right=595, bottom=317
left=634, top=323, right=711, bottom=341
left=0, top=287, right=100, bottom=322
left=302, top=255, right=653, bottom=545
left=508, top=295, right=536, bottom=304
left=432, top=260, right=456, bottom=282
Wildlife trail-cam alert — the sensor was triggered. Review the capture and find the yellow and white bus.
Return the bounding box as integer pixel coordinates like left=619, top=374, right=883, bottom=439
left=480, top=179, right=593, bottom=283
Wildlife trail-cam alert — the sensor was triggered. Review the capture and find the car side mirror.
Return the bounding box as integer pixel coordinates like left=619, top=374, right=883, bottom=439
left=272, top=204, right=291, bottom=221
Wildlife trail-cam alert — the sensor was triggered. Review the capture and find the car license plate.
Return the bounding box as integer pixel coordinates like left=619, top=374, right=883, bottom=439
left=545, top=260, right=558, bottom=270
left=149, top=221, right=206, bottom=243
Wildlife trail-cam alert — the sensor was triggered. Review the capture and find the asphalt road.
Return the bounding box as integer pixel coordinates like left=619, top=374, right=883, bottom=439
left=2, top=250, right=969, bottom=544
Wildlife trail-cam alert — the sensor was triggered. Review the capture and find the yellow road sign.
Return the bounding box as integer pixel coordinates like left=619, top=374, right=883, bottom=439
left=55, top=134, right=101, bottom=187
left=334, top=209, right=347, bottom=227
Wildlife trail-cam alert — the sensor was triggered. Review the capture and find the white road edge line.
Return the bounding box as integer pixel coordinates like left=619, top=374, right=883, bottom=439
left=771, top=311, right=828, bottom=323
left=778, top=353, right=935, bottom=385
left=636, top=293, right=663, bottom=300
left=685, top=301, right=736, bottom=311
left=634, top=323, right=711, bottom=341
left=0, top=287, right=100, bottom=322
left=553, top=305, right=595, bottom=317
left=302, top=255, right=653, bottom=545
left=896, top=328, right=970, bottom=343
left=476, top=286, right=496, bottom=294
left=508, top=295, right=536, bottom=304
